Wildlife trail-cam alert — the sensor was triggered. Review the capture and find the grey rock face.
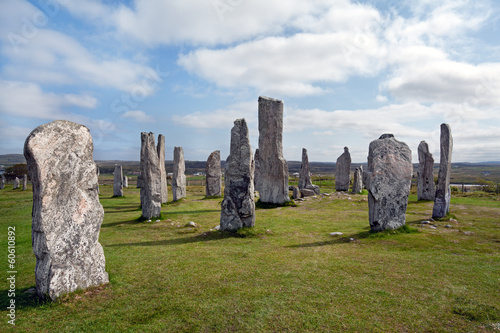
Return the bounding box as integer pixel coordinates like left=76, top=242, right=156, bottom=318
left=205, top=150, right=222, bottom=197
left=96, top=167, right=100, bottom=194
left=113, top=165, right=123, bottom=197
left=256, top=96, right=289, bottom=204
left=172, top=147, right=186, bottom=201
left=364, top=134, right=412, bottom=232
left=254, top=148, right=260, bottom=192
left=352, top=167, right=363, bottom=194
left=123, top=175, right=128, bottom=188
left=220, top=119, right=255, bottom=232
left=140, top=132, right=162, bottom=219
left=432, top=124, right=453, bottom=218
left=299, top=148, right=320, bottom=196
left=23, top=120, right=109, bottom=301
left=335, top=147, right=351, bottom=191
left=157, top=134, right=168, bottom=203
left=417, top=141, right=435, bottom=201
left=13, top=177, right=19, bottom=189
left=292, top=186, right=301, bottom=199
left=136, top=175, right=142, bottom=188
left=22, top=174, right=28, bottom=191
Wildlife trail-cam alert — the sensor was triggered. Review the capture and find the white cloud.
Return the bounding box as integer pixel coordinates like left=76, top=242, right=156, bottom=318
left=121, top=110, right=154, bottom=123
left=0, top=1, right=160, bottom=95
left=172, top=101, right=257, bottom=129
left=0, top=80, right=98, bottom=119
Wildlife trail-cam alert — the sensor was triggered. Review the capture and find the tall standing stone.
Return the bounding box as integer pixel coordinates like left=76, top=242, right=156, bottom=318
left=255, top=96, right=289, bottom=204
left=96, top=167, right=100, bottom=194
left=0, top=174, right=5, bottom=189
left=352, top=166, right=363, bottom=194
left=22, top=174, right=28, bottom=190
left=172, top=147, right=186, bottom=201
left=432, top=124, right=453, bottom=218
left=13, top=177, right=19, bottom=189
left=113, top=165, right=123, bottom=197
left=123, top=175, right=128, bottom=188
left=220, top=119, right=255, bottom=231
left=157, top=134, right=168, bottom=204
left=254, top=148, right=260, bottom=192
left=24, top=120, right=109, bottom=301
left=140, top=132, right=162, bottom=219
left=298, top=148, right=320, bottom=195
left=335, top=147, right=351, bottom=191
left=364, top=134, right=412, bottom=232
left=417, top=141, right=435, bottom=201
left=205, top=150, right=222, bottom=197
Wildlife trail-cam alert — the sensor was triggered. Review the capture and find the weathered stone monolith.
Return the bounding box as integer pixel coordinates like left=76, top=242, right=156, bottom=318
left=22, top=174, right=28, bottom=190
left=352, top=167, right=363, bottom=194
left=364, top=134, right=412, bottom=232
left=157, top=134, right=168, bottom=203
left=298, top=148, right=320, bottom=195
left=205, top=150, right=222, bottom=197
left=220, top=119, right=255, bottom=232
left=292, top=186, right=301, bottom=199
left=24, top=120, right=109, bottom=301
left=172, top=147, right=186, bottom=201
left=136, top=175, right=142, bottom=188
left=113, top=165, right=123, bottom=197
left=417, top=141, right=435, bottom=201
left=13, top=177, right=19, bottom=189
left=254, top=148, right=260, bottom=192
left=140, top=132, right=162, bottom=219
left=96, top=167, right=100, bottom=194
left=335, top=147, right=351, bottom=191
left=432, top=124, right=453, bottom=218
left=123, top=175, right=128, bottom=188
left=256, top=96, right=289, bottom=204
left=0, top=174, right=5, bottom=189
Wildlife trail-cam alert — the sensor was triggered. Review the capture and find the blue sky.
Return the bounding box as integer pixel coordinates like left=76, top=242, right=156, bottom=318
left=0, top=0, right=499, bottom=163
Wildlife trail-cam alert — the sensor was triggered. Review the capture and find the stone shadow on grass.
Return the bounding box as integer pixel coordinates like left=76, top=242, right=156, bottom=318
left=106, top=231, right=241, bottom=247
left=0, top=286, right=51, bottom=310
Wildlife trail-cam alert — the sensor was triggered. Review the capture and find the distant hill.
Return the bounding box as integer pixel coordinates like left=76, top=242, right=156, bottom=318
left=1, top=154, right=499, bottom=182
left=0, top=154, right=26, bottom=166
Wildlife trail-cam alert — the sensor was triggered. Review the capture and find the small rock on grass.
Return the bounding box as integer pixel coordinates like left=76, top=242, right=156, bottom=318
left=445, top=225, right=452, bottom=228
left=330, top=232, right=343, bottom=236
left=188, top=221, right=200, bottom=228
left=421, top=221, right=431, bottom=225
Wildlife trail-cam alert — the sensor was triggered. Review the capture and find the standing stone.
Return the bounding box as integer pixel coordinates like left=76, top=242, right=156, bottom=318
left=292, top=186, right=301, bottom=199
left=13, top=177, right=19, bottom=189
left=220, top=119, right=255, bottom=231
left=352, top=167, right=363, bottom=194
left=0, top=174, right=5, bottom=189
left=205, top=150, right=222, bottom=197
left=157, top=134, right=168, bottom=204
left=432, top=124, right=453, bottom=218
left=298, top=148, right=320, bottom=195
left=96, top=167, right=100, bottom=194
left=140, top=132, right=162, bottom=219
left=23, top=120, right=109, bottom=301
left=255, top=96, right=289, bottom=204
left=364, top=134, right=412, bottom=232
left=113, top=165, right=123, bottom=197
left=417, top=141, right=435, bottom=201
left=136, top=175, right=142, bottom=188
left=123, top=175, right=128, bottom=188
left=335, top=147, right=351, bottom=191
left=22, top=174, right=28, bottom=190
left=172, top=147, right=186, bottom=201
left=254, top=148, right=260, bottom=192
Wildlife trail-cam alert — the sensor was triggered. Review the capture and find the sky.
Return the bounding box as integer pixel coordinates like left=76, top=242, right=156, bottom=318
left=0, top=0, right=499, bottom=163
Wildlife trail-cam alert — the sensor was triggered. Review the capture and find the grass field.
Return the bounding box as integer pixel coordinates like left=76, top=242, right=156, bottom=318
left=1, top=183, right=499, bottom=332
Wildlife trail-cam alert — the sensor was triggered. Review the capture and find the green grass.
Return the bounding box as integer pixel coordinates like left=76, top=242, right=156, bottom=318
left=0, top=185, right=499, bottom=332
